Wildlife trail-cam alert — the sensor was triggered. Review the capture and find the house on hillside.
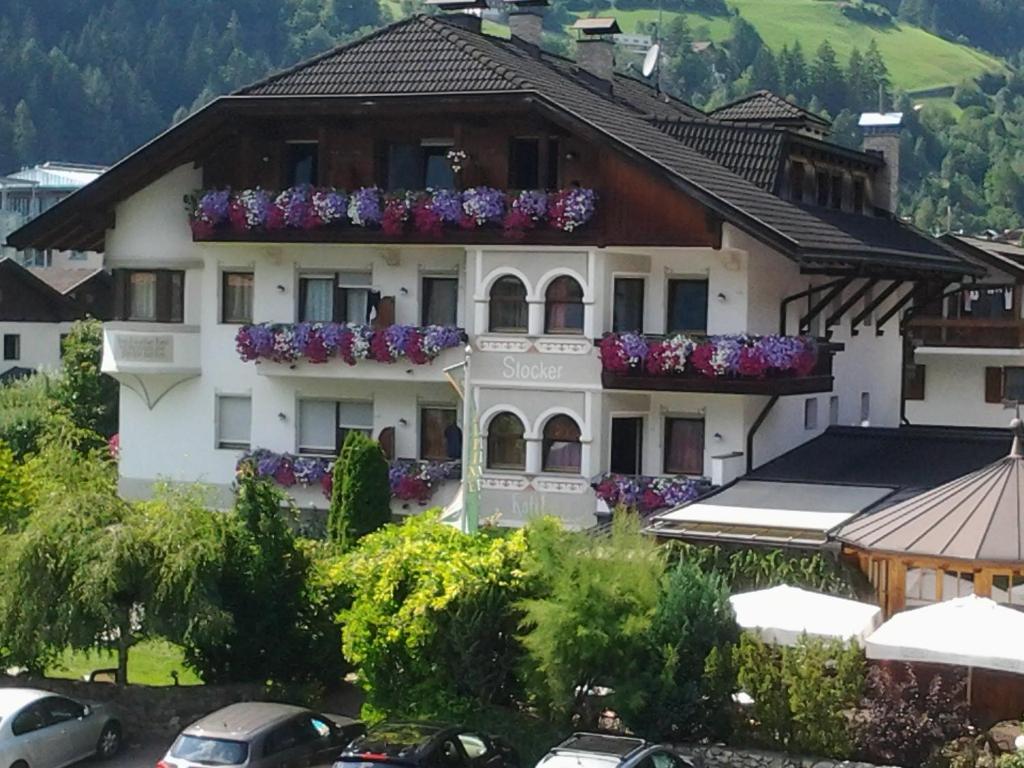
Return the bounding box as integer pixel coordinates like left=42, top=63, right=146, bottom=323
left=8, top=2, right=975, bottom=529
left=0, top=258, right=111, bottom=378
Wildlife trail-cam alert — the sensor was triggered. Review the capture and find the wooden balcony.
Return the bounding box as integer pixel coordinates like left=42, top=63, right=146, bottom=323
left=907, top=317, right=1024, bottom=348
left=598, top=334, right=838, bottom=395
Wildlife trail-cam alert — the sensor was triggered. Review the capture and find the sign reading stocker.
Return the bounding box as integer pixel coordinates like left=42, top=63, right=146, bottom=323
left=502, top=355, right=564, bottom=382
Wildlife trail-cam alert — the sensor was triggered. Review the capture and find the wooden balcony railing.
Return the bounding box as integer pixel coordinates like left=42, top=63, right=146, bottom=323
left=907, top=317, right=1024, bottom=348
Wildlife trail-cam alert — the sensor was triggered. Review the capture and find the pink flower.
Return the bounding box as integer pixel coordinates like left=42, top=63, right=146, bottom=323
left=689, top=342, right=715, bottom=377
left=737, top=345, right=768, bottom=378
left=599, top=335, right=630, bottom=373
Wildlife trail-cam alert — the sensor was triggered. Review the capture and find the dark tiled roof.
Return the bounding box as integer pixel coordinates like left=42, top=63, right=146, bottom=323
left=711, top=90, right=832, bottom=128
left=12, top=15, right=972, bottom=277
left=653, top=118, right=786, bottom=191
left=750, top=426, right=1010, bottom=507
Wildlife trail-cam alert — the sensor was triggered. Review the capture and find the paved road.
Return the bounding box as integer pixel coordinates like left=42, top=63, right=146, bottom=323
left=78, top=737, right=170, bottom=768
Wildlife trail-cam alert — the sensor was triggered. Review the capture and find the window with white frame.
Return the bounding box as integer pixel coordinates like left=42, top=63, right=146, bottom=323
left=804, top=398, right=818, bottom=430
left=216, top=395, right=251, bottom=450
left=298, top=400, right=373, bottom=455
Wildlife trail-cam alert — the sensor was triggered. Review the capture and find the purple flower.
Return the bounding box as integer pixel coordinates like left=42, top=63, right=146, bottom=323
left=276, top=185, right=313, bottom=228
left=430, top=189, right=464, bottom=224
left=238, top=188, right=272, bottom=228
left=422, top=325, right=463, bottom=358
left=348, top=187, right=383, bottom=227
left=512, top=190, right=548, bottom=221
left=462, top=187, right=506, bottom=225
left=759, top=335, right=805, bottom=369
left=198, top=189, right=230, bottom=224
left=312, top=188, right=348, bottom=225
left=620, top=332, right=649, bottom=363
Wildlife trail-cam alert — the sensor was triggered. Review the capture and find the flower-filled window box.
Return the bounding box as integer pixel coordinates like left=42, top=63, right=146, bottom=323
left=600, top=332, right=819, bottom=379
left=237, top=449, right=462, bottom=504
left=235, top=323, right=466, bottom=366
left=593, top=473, right=710, bottom=514
left=187, top=185, right=597, bottom=239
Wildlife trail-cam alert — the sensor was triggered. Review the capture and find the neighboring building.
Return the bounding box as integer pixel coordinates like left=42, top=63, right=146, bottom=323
left=0, top=258, right=111, bottom=376
left=9, top=9, right=973, bottom=528
left=904, top=234, right=1024, bottom=428
left=0, top=161, right=105, bottom=268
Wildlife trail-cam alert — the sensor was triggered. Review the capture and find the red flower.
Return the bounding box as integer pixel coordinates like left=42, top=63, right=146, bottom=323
left=459, top=213, right=477, bottom=230
left=640, top=489, right=664, bottom=513
left=305, top=331, right=329, bottom=364
left=369, top=331, right=394, bottom=363
left=646, top=341, right=667, bottom=374
left=266, top=205, right=285, bottom=231
left=338, top=329, right=357, bottom=366
left=302, top=208, right=324, bottom=230
left=794, top=346, right=818, bottom=376
left=405, top=329, right=428, bottom=365
left=190, top=219, right=214, bottom=238
left=413, top=200, right=443, bottom=238
left=395, top=475, right=429, bottom=502
left=689, top=342, right=715, bottom=378
left=320, top=472, right=333, bottom=499
left=228, top=201, right=247, bottom=232
left=502, top=209, right=532, bottom=238
left=381, top=197, right=409, bottom=235
left=273, top=460, right=296, bottom=487
left=737, top=345, right=768, bottom=378
left=599, top=335, right=629, bottom=373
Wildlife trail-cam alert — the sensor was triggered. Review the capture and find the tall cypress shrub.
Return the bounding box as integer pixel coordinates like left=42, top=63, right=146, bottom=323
left=328, top=431, right=391, bottom=548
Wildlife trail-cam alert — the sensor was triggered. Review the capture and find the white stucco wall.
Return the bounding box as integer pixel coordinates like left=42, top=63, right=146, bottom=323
left=0, top=321, right=70, bottom=374
left=906, top=350, right=1023, bottom=428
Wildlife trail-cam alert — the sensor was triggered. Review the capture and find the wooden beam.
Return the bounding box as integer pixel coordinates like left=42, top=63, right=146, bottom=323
left=850, top=280, right=902, bottom=335
left=825, top=277, right=879, bottom=331
left=799, top=277, right=851, bottom=334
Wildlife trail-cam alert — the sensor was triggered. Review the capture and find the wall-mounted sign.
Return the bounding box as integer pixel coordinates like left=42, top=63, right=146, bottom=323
left=115, top=334, right=174, bottom=363
left=501, top=355, right=564, bottom=382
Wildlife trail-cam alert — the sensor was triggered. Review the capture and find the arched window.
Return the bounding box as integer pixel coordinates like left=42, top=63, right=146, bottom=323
left=542, top=415, right=582, bottom=474
left=544, top=276, right=584, bottom=334
left=489, top=276, right=528, bottom=333
left=487, top=412, right=526, bottom=471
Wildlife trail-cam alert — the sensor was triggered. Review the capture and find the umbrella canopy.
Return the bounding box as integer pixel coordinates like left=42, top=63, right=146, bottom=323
left=728, top=585, right=883, bottom=646
left=865, top=595, right=1024, bottom=674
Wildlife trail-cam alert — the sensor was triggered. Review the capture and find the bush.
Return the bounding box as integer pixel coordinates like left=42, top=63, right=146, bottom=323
left=0, top=374, right=66, bottom=458
left=329, top=430, right=390, bottom=547
left=615, top=561, right=739, bottom=741
left=0, top=441, right=32, bottom=532
left=854, top=664, right=969, bottom=766
left=54, top=319, right=118, bottom=440
left=735, top=634, right=864, bottom=757
left=338, top=511, right=529, bottom=720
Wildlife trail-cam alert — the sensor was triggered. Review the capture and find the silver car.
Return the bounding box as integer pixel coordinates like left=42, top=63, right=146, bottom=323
left=534, top=734, right=693, bottom=768
left=160, top=702, right=363, bottom=768
left=0, top=688, right=122, bottom=768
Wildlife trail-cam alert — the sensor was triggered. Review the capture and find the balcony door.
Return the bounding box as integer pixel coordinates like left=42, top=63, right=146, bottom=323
left=610, top=417, right=643, bottom=475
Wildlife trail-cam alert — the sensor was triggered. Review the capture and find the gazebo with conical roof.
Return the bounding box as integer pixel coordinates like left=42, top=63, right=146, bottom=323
left=837, top=420, right=1024, bottom=616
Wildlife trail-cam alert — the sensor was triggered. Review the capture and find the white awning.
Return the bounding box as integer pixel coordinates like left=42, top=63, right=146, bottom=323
left=647, top=480, right=894, bottom=547
left=730, top=585, right=882, bottom=647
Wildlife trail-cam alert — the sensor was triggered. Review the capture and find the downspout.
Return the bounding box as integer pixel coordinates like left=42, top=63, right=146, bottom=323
left=746, top=394, right=780, bottom=473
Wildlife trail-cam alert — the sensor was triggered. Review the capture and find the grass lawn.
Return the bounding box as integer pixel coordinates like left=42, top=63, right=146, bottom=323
left=46, top=639, right=202, bottom=686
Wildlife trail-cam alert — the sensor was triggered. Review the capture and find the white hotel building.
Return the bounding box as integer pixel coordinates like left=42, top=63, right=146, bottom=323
left=10, top=10, right=975, bottom=530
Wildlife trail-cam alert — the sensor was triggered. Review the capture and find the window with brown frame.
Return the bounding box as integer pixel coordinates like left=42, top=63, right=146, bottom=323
left=116, top=269, right=184, bottom=323
left=544, top=276, right=584, bottom=334
left=663, top=417, right=704, bottom=475
left=489, top=276, right=529, bottom=333
left=542, top=415, right=582, bottom=474
left=986, top=366, right=1024, bottom=404
left=420, top=406, right=460, bottom=461
left=487, top=412, right=526, bottom=471
left=222, top=271, right=254, bottom=324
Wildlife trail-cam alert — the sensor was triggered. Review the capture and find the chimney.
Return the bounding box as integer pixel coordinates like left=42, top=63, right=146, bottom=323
left=859, top=111, right=903, bottom=214
left=572, top=17, right=621, bottom=85
left=507, top=0, right=547, bottom=48
left=425, top=0, right=485, bottom=32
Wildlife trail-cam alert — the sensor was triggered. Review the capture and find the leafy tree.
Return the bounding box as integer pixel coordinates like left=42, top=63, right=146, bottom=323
left=614, top=561, right=739, bottom=742
left=0, top=441, right=32, bottom=532
left=54, top=319, right=119, bottom=440
left=329, top=430, right=390, bottom=548
left=518, top=514, right=665, bottom=725
left=338, top=511, right=529, bottom=719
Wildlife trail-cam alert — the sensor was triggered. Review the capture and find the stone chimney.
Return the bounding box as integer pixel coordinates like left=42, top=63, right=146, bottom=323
left=572, top=17, right=621, bottom=85
left=425, top=0, right=485, bottom=32
left=507, top=0, right=547, bottom=48
left=859, top=112, right=903, bottom=214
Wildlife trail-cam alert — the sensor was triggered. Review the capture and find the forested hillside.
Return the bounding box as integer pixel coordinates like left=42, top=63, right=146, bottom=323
left=1, top=0, right=1022, bottom=234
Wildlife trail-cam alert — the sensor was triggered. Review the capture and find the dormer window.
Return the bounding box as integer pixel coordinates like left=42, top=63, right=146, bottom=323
left=853, top=178, right=866, bottom=213
left=830, top=175, right=843, bottom=210
left=815, top=170, right=830, bottom=207
left=286, top=142, right=318, bottom=186
left=789, top=161, right=805, bottom=203
left=386, top=139, right=454, bottom=190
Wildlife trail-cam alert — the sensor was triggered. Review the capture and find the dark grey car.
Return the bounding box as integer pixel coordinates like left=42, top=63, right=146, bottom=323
left=160, top=703, right=364, bottom=768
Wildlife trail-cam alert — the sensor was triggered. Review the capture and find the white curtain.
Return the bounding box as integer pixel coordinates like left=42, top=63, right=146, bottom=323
left=302, top=278, right=334, bottom=322
left=129, top=272, right=157, bottom=320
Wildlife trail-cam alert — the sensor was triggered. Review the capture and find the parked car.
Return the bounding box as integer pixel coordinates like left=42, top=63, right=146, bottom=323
left=334, top=722, right=519, bottom=768
left=533, top=733, right=693, bottom=768
left=0, top=688, right=122, bottom=768
left=159, top=702, right=364, bottom=768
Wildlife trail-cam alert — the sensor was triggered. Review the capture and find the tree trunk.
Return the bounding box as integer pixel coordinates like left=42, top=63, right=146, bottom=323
left=117, top=606, right=131, bottom=687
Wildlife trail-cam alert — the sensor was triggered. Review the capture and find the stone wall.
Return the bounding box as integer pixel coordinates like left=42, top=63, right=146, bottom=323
left=675, top=744, right=897, bottom=768
left=0, top=675, right=265, bottom=740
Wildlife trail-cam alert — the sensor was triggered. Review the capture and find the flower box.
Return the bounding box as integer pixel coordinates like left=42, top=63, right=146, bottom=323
left=235, top=323, right=466, bottom=366
left=593, top=473, right=711, bottom=514
left=237, top=449, right=461, bottom=504
left=187, top=185, right=596, bottom=239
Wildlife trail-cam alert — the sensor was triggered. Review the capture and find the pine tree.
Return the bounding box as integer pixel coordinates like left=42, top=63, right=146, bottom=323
left=864, top=39, right=891, bottom=109
left=749, top=47, right=780, bottom=92
left=328, top=430, right=391, bottom=548
left=12, top=100, right=36, bottom=164
left=779, top=41, right=808, bottom=101
left=845, top=47, right=869, bottom=112
left=810, top=40, right=846, bottom=114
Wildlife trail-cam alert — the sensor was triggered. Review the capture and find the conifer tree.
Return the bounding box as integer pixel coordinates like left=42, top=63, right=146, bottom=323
left=328, top=430, right=391, bottom=548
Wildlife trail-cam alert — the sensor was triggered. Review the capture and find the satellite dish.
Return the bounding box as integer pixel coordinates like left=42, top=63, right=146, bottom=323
left=642, top=43, right=660, bottom=78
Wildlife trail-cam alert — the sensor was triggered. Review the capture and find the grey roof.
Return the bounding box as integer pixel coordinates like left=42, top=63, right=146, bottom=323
left=837, top=423, right=1024, bottom=563
left=187, top=702, right=309, bottom=738
left=243, top=15, right=966, bottom=275
left=28, top=267, right=105, bottom=295
left=653, top=119, right=787, bottom=190
left=711, top=90, right=831, bottom=128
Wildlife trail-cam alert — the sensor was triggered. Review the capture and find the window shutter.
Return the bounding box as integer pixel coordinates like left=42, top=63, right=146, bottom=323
left=378, top=427, right=395, bottom=461
left=375, top=295, right=396, bottom=328
left=985, top=367, right=1004, bottom=403
left=112, top=269, right=127, bottom=320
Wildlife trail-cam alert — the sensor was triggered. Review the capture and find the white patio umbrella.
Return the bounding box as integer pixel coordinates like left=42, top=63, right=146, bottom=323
left=865, top=595, right=1024, bottom=674
left=865, top=595, right=1024, bottom=704
left=728, top=585, right=883, bottom=647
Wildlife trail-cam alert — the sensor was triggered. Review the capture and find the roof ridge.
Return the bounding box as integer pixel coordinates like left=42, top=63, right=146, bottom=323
left=235, top=14, right=426, bottom=96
